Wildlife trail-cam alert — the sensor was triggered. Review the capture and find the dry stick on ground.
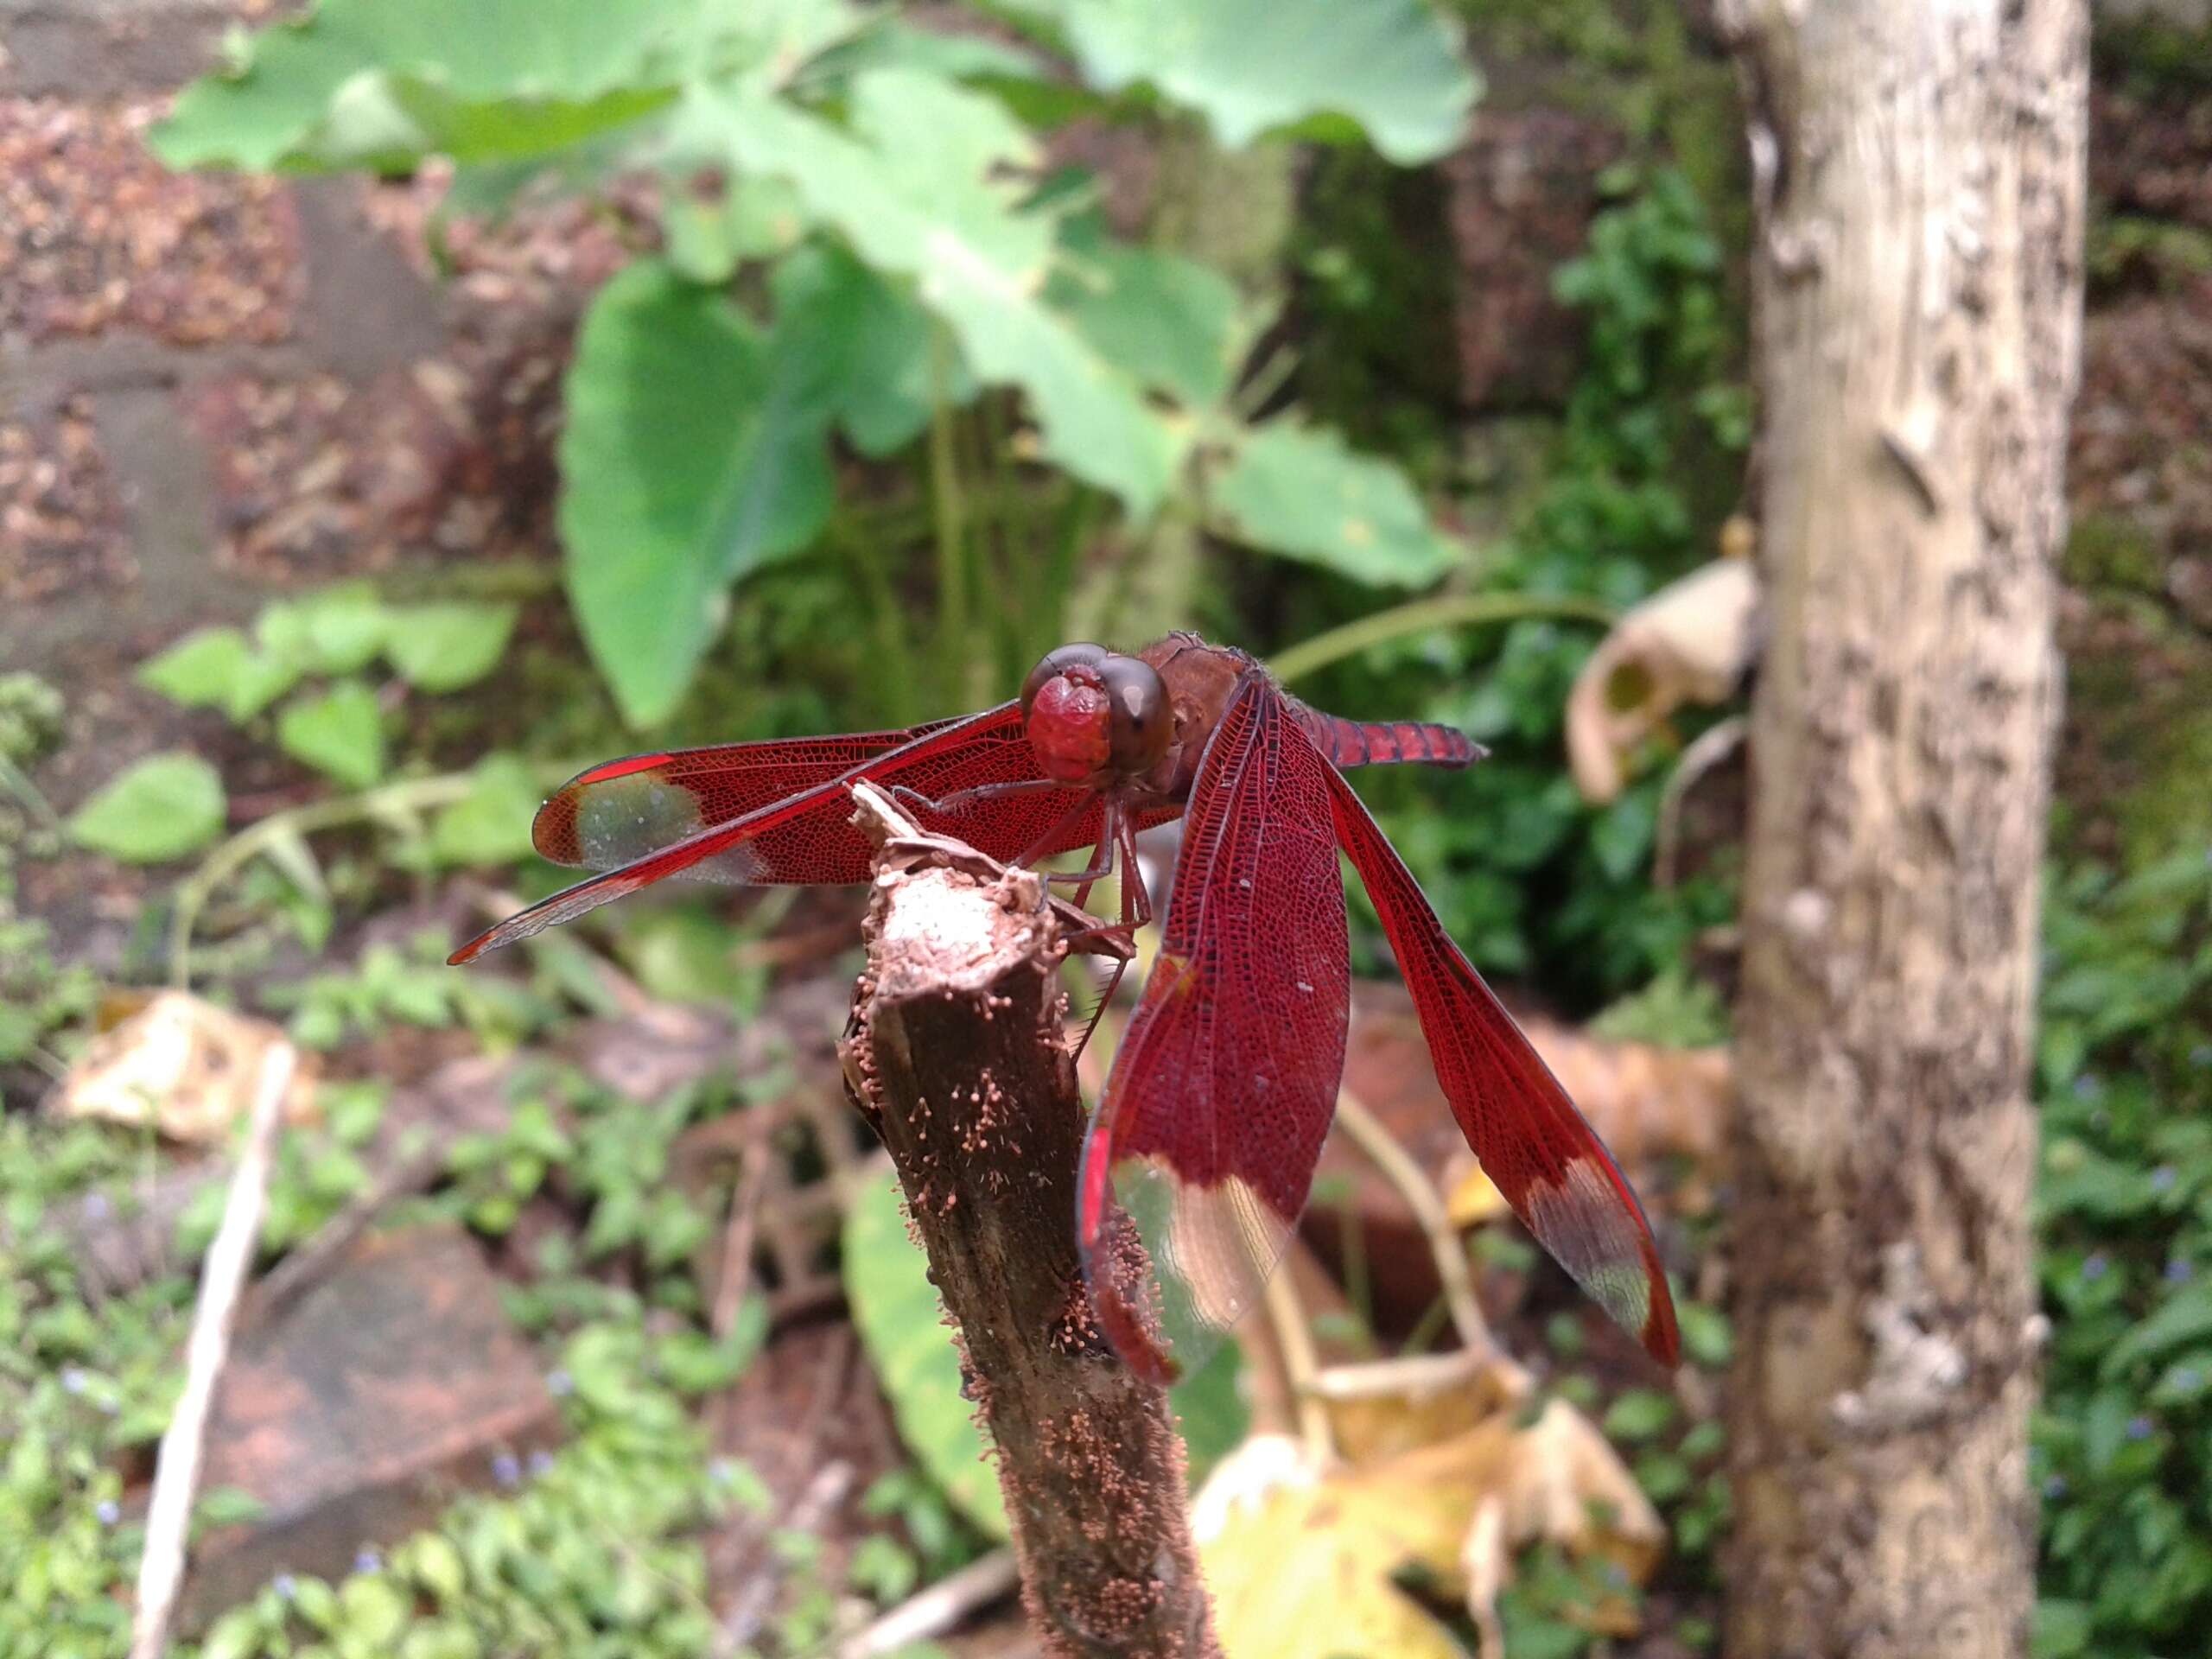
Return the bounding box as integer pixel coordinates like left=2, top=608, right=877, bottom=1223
left=130, top=1042, right=299, bottom=1659
left=839, top=783, right=1219, bottom=1659
left=842, top=1547, right=1023, bottom=1658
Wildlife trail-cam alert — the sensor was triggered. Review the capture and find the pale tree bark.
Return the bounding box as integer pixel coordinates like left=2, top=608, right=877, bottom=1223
left=1714, top=3, right=2087, bottom=1656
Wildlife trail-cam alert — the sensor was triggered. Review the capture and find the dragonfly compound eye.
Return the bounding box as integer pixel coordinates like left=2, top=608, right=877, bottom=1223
left=1097, top=656, right=1169, bottom=774
left=1021, top=643, right=1109, bottom=720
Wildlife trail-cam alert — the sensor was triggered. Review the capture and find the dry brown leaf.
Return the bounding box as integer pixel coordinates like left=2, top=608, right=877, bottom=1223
left=47, top=992, right=317, bottom=1143
left=1566, top=555, right=1758, bottom=804
left=1447, top=1162, right=1511, bottom=1228
left=1198, top=1382, right=1665, bottom=1658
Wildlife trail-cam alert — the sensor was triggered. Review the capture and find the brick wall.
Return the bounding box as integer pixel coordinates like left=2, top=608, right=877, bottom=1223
left=0, top=0, right=642, bottom=683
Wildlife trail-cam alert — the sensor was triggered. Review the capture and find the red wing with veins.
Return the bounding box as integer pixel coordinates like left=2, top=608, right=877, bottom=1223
left=1325, top=765, right=1679, bottom=1365
left=1078, top=673, right=1351, bottom=1384
left=452, top=702, right=1110, bottom=963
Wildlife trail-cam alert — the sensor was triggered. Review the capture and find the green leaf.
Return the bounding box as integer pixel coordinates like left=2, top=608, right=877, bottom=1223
left=559, top=258, right=837, bottom=727
left=137, top=627, right=303, bottom=722
left=708, top=70, right=1180, bottom=514
left=2103, top=1281, right=2212, bottom=1379
left=66, top=753, right=226, bottom=863
left=137, top=627, right=253, bottom=709
left=1209, top=423, right=1460, bottom=586
left=277, top=682, right=388, bottom=789
left=257, top=583, right=389, bottom=676
left=1047, top=230, right=1245, bottom=407
left=1054, top=0, right=1478, bottom=164
left=1601, top=1388, right=1679, bottom=1443
left=151, top=0, right=866, bottom=174
left=1168, top=1338, right=1249, bottom=1484
left=383, top=602, right=518, bottom=692
left=842, top=1168, right=1010, bottom=1540
left=772, top=243, right=954, bottom=458
left=430, top=754, right=543, bottom=866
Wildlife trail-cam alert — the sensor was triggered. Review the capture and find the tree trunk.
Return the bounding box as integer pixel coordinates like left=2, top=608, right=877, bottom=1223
left=1715, top=3, right=2086, bottom=1656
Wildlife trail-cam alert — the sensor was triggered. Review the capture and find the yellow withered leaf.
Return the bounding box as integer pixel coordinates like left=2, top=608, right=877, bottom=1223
left=1196, top=1437, right=1472, bottom=1659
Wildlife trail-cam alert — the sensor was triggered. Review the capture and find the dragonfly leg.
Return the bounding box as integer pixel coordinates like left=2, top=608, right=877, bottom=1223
left=894, top=778, right=1065, bottom=817
left=1060, top=804, right=1151, bottom=1058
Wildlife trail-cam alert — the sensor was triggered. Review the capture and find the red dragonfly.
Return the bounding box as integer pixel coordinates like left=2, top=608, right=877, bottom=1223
left=450, top=634, right=1678, bottom=1380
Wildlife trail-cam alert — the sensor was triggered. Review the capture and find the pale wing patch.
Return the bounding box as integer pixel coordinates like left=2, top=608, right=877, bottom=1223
left=1521, top=1159, right=1652, bottom=1334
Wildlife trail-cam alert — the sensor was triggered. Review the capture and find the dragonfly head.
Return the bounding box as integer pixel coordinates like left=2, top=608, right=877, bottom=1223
left=1022, top=643, right=1171, bottom=785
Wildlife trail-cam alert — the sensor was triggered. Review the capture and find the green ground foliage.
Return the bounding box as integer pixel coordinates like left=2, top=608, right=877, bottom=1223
left=7, top=1, right=2211, bottom=1654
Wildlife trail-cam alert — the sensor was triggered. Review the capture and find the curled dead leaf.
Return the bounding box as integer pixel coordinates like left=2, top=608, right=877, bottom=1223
left=1566, top=554, right=1759, bottom=804
left=1198, top=1367, right=1665, bottom=1658
left=47, top=991, right=317, bottom=1143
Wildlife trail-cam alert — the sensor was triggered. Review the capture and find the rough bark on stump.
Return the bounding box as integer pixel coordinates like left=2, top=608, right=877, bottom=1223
left=1716, top=3, right=2087, bottom=1656
left=838, top=787, right=1217, bottom=1659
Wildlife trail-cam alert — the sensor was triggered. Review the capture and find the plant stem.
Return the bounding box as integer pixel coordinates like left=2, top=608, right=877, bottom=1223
left=837, top=515, right=915, bottom=726
left=1267, top=592, right=1618, bottom=685
left=927, top=333, right=971, bottom=707
left=168, top=766, right=580, bottom=988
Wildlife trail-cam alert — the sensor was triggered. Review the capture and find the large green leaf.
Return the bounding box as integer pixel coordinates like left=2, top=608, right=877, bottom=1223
left=1047, top=231, right=1246, bottom=409
left=708, top=69, right=1182, bottom=514
left=771, top=245, right=954, bottom=458
left=1210, top=422, right=1462, bottom=587
left=558, top=259, right=835, bottom=728
left=151, top=0, right=864, bottom=173
left=842, top=1166, right=1249, bottom=1536
left=67, top=754, right=227, bottom=864
left=843, top=1167, right=1012, bottom=1540
left=1052, top=0, right=1478, bottom=164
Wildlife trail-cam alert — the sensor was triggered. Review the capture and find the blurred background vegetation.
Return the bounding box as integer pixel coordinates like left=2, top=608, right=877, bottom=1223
left=1, top=1, right=2208, bottom=1656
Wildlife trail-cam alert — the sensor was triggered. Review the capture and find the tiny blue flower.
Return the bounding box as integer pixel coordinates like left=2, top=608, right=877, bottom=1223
left=2168, top=1257, right=2195, bottom=1284
left=81, top=1192, right=111, bottom=1221
left=491, top=1452, right=521, bottom=1487
left=60, top=1367, right=87, bottom=1395
left=2174, top=1366, right=2202, bottom=1394
left=527, top=1449, right=554, bottom=1478
left=2191, top=1045, right=2212, bottom=1070
left=2152, top=1166, right=2178, bottom=1193
left=353, top=1548, right=382, bottom=1575
left=273, top=1574, right=298, bottom=1601
left=2126, top=1415, right=2154, bottom=1441
left=96, top=1499, right=120, bottom=1527
left=2072, top=1073, right=2102, bottom=1099
left=2082, top=1252, right=2109, bottom=1281
left=547, top=1369, right=574, bottom=1398
left=709, top=1459, right=735, bottom=1484
left=2043, top=1475, right=2068, bottom=1500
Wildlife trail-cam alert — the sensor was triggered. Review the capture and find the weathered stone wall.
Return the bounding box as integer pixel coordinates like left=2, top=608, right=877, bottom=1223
left=0, top=0, right=630, bottom=683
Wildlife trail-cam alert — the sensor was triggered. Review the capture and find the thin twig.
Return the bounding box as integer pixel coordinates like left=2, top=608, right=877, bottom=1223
left=1267, top=593, right=1615, bottom=686
left=1262, top=1263, right=1335, bottom=1467
left=708, top=1114, right=776, bottom=1446
left=841, top=1548, right=1022, bottom=1657
left=130, top=1042, right=298, bottom=1659
left=1332, top=1089, right=1500, bottom=1360
left=716, top=1459, right=858, bottom=1654
left=170, top=766, right=580, bottom=987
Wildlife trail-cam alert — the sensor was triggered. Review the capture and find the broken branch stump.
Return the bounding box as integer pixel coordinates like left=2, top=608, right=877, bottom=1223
left=838, top=785, right=1217, bottom=1659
